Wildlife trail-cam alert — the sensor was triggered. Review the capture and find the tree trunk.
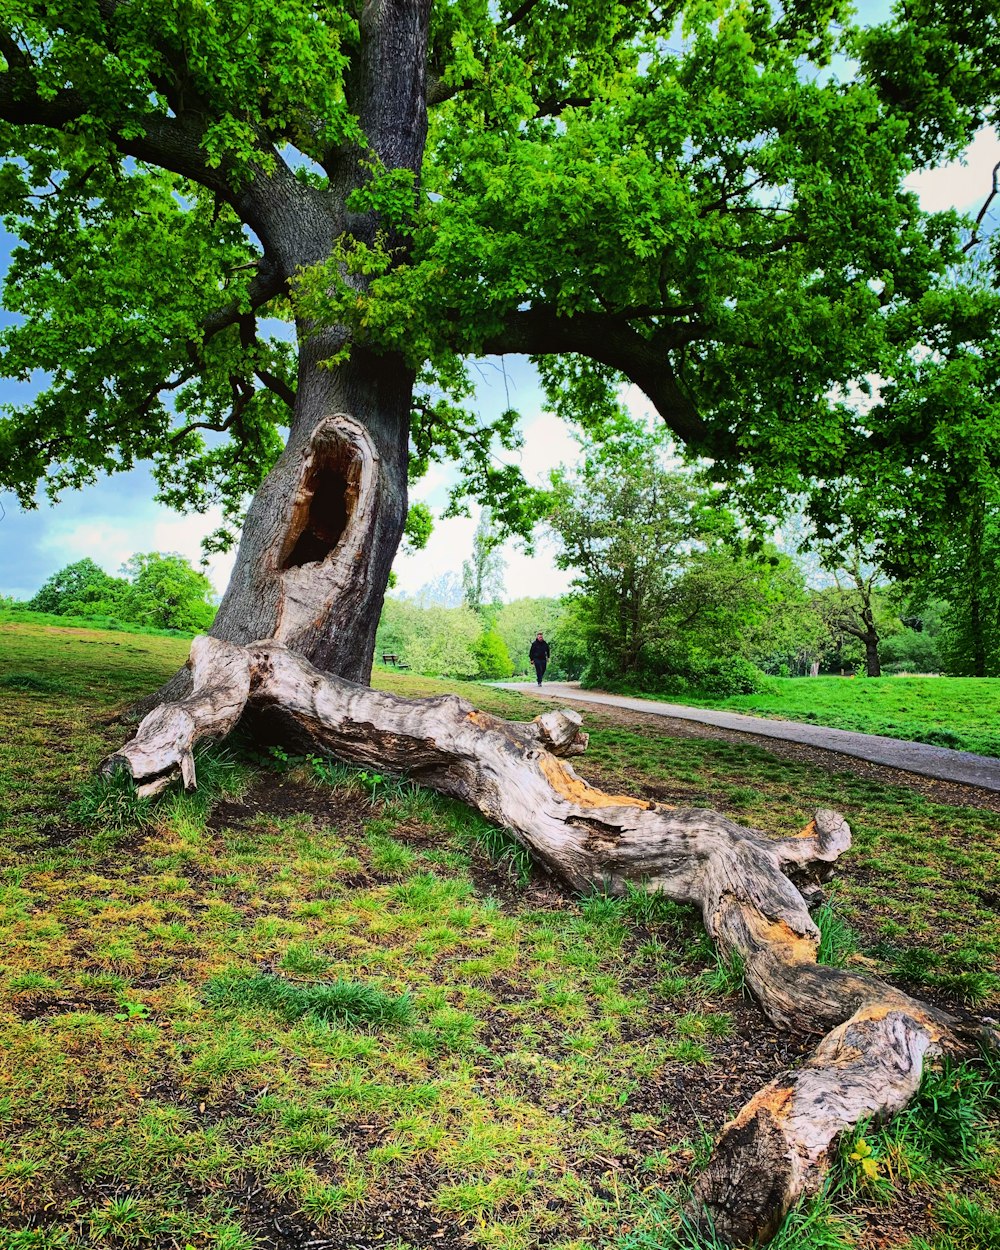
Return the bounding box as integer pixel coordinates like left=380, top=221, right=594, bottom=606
left=209, top=345, right=413, bottom=684
left=969, top=495, right=987, bottom=677
left=864, top=633, right=881, bottom=678
left=207, top=0, right=431, bottom=685
left=104, top=637, right=998, bottom=1246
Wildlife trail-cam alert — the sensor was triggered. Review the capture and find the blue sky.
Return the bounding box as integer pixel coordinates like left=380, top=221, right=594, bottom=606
left=1, top=31, right=997, bottom=603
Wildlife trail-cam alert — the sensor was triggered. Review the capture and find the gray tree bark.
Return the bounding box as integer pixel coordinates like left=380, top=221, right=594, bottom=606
left=206, top=0, right=433, bottom=685
left=209, top=350, right=413, bottom=683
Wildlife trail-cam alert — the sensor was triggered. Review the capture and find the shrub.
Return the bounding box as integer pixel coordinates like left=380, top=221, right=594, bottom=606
left=583, top=654, right=771, bottom=699
left=683, top=657, right=771, bottom=697
left=29, top=557, right=128, bottom=617
left=880, top=627, right=942, bottom=674
left=474, top=628, right=514, bottom=679
left=375, top=598, right=481, bottom=677
left=26, top=552, right=216, bottom=634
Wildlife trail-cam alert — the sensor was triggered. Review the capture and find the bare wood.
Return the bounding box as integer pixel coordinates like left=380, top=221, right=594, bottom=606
left=692, top=1001, right=946, bottom=1245
left=107, top=636, right=252, bottom=797
left=104, top=637, right=998, bottom=1244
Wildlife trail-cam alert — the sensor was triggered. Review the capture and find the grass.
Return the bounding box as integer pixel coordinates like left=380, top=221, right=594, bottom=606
left=601, top=674, right=1000, bottom=758
left=0, top=604, right=196, bottom=638
left=0, top=620, right=998, bottom=1249
left=204, top=970, right=415, bottom=1027
left=814, top=897, right=861, bottom=968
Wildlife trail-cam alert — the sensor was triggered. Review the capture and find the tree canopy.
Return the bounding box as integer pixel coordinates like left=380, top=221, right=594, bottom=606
left=1, top=0, right=997, bottom=557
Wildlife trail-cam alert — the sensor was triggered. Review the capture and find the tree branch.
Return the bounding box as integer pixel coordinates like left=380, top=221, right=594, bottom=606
left=0, top=27, right=31, bottom=73
left=480, top=307, right=729, bottom=455
left=107, top=637, right=998, bottom=1246
left=254, top=367, right=296, bottom=410
left=0, top=36, right=330, bottom=261
left=506, top=0, right=544, bottom=28
left=699, top=172, right=769, bottom=215
left=169, top=415, right=236, bottom=445
left=0, top=54, right=235, bottom=198
left=200, top=256, right=288, bottom=342
left=533, top=95, right=595, bottom=117
left=963, top=159, right=1000, bottom=254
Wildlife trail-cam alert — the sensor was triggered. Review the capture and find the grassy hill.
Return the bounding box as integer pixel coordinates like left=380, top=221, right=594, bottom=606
left=1, top=621, right=998, bottom=1250
left=614, top=675, right=1000, bottom=759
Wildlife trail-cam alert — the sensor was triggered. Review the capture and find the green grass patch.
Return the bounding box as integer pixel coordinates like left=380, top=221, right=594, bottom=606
left=814, top=897, right=861, bottom=968
left=204, top=970, right=414, bottom=1028
left=0, top=622, right=997, bottom=1249
left=606, top=674, right=1000, bottom=758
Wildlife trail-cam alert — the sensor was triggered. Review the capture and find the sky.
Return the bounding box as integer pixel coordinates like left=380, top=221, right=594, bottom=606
left=1, top=36, right=998, bottom=605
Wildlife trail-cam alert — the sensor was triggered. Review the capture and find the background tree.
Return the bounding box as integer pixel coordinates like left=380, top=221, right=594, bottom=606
left=461, top=508, right=506, bottom=616
left=860, top=272, right=1000, bottom=677
left=877, top=596, right=945, bottom=675
left=472, top=627, right=514, bottom=680
left=375, top=598, right=481, bottom=679
left=406, top=571, right=464, bottom=608
left=809, top=548, right=901, bottom=678
left=27, top=551, right=216, bottom=632
left=547, top=418, right=819, bottom=692
left=674, top=546, right=825, bottom=679
left=923, top=499, right=1000, bottom=677
left=29, top=558, right=129, bottom=619
left=120, top=552, right=217, bottom=634
left=547, top=420, right=706, bottom=681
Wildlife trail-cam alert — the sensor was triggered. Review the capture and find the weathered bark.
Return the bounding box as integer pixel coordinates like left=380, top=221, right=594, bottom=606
left=205, top=0, right=433, bottom=686
left=104, top=636, right=998, bottom=1244
left=209, top=348, right=413, bottom=683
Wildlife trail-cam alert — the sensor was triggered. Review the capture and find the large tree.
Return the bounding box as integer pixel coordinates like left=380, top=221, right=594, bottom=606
left=548, top=416, right=822, bottom=688
left=547, top=418, right=708, bottom=678
left=2, top=0, right=994, bottom=684
left=3, top=2, right=999, bottom=1243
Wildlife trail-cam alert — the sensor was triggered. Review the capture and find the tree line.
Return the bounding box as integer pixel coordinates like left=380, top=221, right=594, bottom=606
left=8, top=553, right=217, bottom=635
left=375, top=412, right=994, bottom=690
left=10, top=476, right=989, bottom=686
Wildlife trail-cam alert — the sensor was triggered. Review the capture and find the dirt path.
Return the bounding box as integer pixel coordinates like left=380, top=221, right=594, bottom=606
left=498, top=681, right=1000, bottom=794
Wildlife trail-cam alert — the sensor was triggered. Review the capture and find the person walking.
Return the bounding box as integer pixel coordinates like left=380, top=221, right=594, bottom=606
left=529, top=632, right=550, bottom=687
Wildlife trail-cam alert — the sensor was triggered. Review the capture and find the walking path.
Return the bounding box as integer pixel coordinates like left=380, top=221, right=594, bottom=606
left=497, top=681, right=1000, bottom=792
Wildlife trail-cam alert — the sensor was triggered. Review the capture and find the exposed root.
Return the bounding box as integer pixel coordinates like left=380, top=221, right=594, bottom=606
left=103, top=635, right=998, bottom=1244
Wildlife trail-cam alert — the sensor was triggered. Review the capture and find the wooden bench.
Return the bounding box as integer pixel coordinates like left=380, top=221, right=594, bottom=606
left=381, top=653, right=410, bottom=670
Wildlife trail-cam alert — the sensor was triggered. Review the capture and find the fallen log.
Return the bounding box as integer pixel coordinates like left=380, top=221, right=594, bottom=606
left=103, top=635, right=997, bottom=1245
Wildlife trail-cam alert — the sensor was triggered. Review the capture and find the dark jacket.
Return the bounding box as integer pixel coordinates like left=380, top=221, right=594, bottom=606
left=529, top=639, right=550, bottom=663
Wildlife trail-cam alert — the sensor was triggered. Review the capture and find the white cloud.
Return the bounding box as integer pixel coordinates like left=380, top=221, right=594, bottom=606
left=906, top=126, right=1000, bottom=216
left=34, top=503, right=235, bottom=600
left=502, top=534, right=575, bottom=600
left=392, top=512, right=478, bottom=597
left=516, top=410, right=579, bottom=483
left=409, top=460, right=453, bottom=510
left=38, top=519, right=137, bottom=574
left=150, top=509, right=236, bottom=600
